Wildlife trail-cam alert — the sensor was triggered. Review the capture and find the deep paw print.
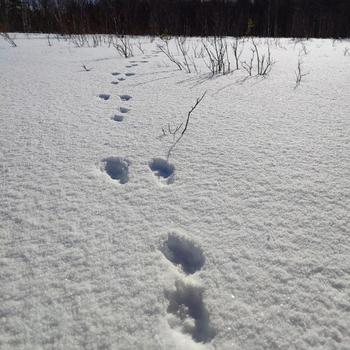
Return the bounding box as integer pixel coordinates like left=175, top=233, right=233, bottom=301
left=161, top=233, right=205, bottom=274
left=119, top=95, right=132, bottom=101
left=165, top=279, right=216, bottom=343
left=100, top=157, right=130, bottom=184
left=149, top=158, right=175, bottom=184
left=98, top=94, right=110, bottom=100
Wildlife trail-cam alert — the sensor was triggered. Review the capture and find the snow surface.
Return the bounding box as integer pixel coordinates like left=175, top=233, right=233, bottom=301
left=1, top=34, right=350, bottom=350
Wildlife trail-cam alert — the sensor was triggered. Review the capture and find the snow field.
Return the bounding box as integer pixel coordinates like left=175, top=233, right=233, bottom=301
left=0, top=35, right=350, bottom=349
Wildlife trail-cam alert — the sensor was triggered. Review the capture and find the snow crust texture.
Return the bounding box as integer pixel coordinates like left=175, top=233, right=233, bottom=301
left=1, top=35, right=350, bottom=350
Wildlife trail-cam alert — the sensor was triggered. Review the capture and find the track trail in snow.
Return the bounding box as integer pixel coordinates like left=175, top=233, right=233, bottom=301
left=161, top=233, right=216, bottom=344
left=100, top=54, right=214, bottom=345
left=101, top=56, right=176, bottom=185
left=100, top=60, right=137, bottom=180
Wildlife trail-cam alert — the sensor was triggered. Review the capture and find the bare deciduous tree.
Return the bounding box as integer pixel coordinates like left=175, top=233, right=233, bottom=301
left=241, top=49, right=255, bottom=76
left=158, top=38, right=184, bottom=71
left=113, top=35, right=133, bottom=58
left=158, top=37, right=198, bottom=74
left=202, top=37, right=230, bottom=75
left=231, top=37, right=244, bottom=70
left=241, top=40, right=274, bottom=77
left=137, top=40, right=144, bottom=54
left=175, top=37, right=192, bottom=73
left=252, top=40, right=274, bottom=76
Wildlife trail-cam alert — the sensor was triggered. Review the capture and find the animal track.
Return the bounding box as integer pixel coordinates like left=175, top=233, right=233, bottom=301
left=126, top=65, right=133, bottom=68
left=125, top=72, right=135, bottom=77
left=100, top=157, right=130, bottom=184
left=119, top=107, right=130, bottom=114
left=162, top=235, right=215, bottom=343
left=119, top=95, right=132, bottom=101
left=165, top=279, right=216, bottom=343
left=162, top=233, right=205, bottom=274
left=111, top=81, right=119, bottom=85
left=98, top=94, right=110, bottom=100
left=131, top=63, right=138, bottom=67
left=149, top=158, right=175, bottom=184
left=112, top=115, right=124, bottom=122
left=111, top=72, right=120, bottom=76
left=118, top=77, right=126, bottom=81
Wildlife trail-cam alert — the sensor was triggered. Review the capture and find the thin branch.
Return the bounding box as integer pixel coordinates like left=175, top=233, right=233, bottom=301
left=82, top=64, right=91, bottom=71
left=0, top=33, right=17, bottom=47
left=167, top=92, right=206, bottom=160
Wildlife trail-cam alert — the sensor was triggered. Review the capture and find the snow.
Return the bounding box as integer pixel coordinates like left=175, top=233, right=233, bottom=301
left=1, top=34, right=350, bottom=350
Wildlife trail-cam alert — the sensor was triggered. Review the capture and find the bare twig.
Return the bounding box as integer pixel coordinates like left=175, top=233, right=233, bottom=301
left=232, top=37, right=244, bottom=70
left=176, top=37, right=192, bottom=73
left=158, top=39, right=184, bottom=71
left=166, top=92, right=206, bottom=160
left=137, top=40, right=144, bottom=54
left=241, top=48, right=255, bottom=76
left=252, top=39, right=274, bottom=76
left=298, top=42, right=309, bottom=56
left=294, top=59, right=309, bottom=88
left=82, top=64, right=91, bottom=72
left=113, top=35, right=133, bottom=58
left=0, top=32, right=17, bottom=47
left=202, top=37, right=230, bottom=75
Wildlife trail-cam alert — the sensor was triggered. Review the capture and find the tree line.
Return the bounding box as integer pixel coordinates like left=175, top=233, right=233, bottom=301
left=1, top=0, right=350, bottom=38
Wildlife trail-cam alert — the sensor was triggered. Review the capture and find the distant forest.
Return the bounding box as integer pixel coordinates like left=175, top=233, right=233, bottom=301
left=1, top=0, right=350, bottom=38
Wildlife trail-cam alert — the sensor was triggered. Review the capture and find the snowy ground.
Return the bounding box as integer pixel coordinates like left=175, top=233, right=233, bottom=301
left=1, top=34, right=350, bottom=350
